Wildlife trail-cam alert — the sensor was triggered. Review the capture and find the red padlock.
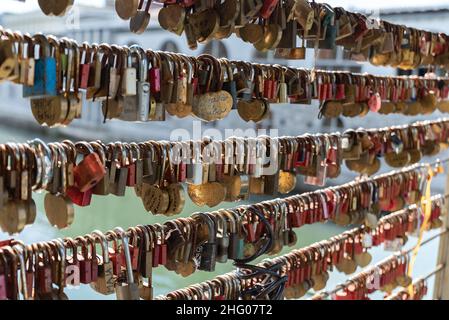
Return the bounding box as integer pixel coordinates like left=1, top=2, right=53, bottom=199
left=334, top=290, right=351, bottom=300
left=79, top=43, right=91, bottom=89
left=152, top=241, right=160, bottom=268
left=180, top=0, right=195, bottom=7
left=260, top=0, right=279, bottom=19
left=354, top=236, right=364, bottom=255
left=264, top=78, right=273, bottom=100
left=125, top=146, right=136, bottom=187
left=294, top=265, right=301, bottom=285
left=66, top=186, right=93, bottom=207
left=270, top=78, right=278, bottom=102
left=290, top=209, right=302, bottom=228
left=76, top=237, right=92, bottom=285
left=319, top=82, right=327, bottom=101
left=383, top=222, right=395, bottom=241
left=178, top=160, right=187, bottom=182
left=2, top=247, right=19, bottom=300
left=148, top=51, right=161, bottom=95
left=0, top=240, right=14, bottom=248
left=107, top=236, right=123, bottom=276
left=70, top=142, right=106, bottom=192
left=336, top=83, right=346, bottom=100
left=324, top=190, right=336, bottom=219
left=304, top=199, right=313, bottom=225
left=327, top=81, right=334, bottom=100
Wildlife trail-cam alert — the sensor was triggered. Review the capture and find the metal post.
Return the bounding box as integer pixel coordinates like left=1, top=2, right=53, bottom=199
left=433, top=163, right=449, bottom=300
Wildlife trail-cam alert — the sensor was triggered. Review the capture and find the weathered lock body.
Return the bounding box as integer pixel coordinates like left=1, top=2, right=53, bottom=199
left=195, top=213, right=217, bottom=271
left=90, top=230, right=116, bottom=295
left=109, top=144, right=129, bottom=197
left=114, top=228, right=140, bottom=300
left=23, top=34, right=57, bottom=98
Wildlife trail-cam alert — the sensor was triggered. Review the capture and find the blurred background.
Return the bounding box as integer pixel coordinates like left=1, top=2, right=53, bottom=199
left=0, top=0, right=448, bottom=300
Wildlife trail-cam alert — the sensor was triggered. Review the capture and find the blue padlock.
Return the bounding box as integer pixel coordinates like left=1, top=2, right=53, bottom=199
left=23, top=34, right=57, bottom=98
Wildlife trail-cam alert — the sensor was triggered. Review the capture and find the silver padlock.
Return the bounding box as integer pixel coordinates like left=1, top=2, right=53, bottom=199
left=122, top=47, right=137, bottom=97
left=114, top=227, right=140, bottom=300
left=121, top=46, right=150, bottom=122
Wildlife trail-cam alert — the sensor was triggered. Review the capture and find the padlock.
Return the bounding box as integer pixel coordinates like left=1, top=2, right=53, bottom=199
left=76, top=237, right=92, bottom=285
left=12, top=244, right=32, bottom=300
left=91, top=142, right=110, bottom=195
left=109, top=143, right=129, bottom=197
left=71, top=142, right=106, bottom=192
left=155, top=224, right=168, bottom=266
left=79, top=43, right=92, bottom=89
left=90, top=230, right=116, bottom=295
left=138, top=226, right=153, bottom=278
left=23, top=34, right=57, bottom=98
left=19, top=34, right=36, bottom=87
left=125, top=145, right=136, bottom=187
left=35, top=244, right=53, bottom=299
left=121, top=48, right=137, bottom=97
left=221, top=60, right=237, bottom=109
left=260, top=0, right=279, bottom=19
left=121, top=46, right=150, bottom=121
left=114, top=228, right=140, bottom=300
left=148, top=51, right=161, bottom=96
left=66, top=185, right=93, bottom=207
left=194, top=212, right=217, bottom=272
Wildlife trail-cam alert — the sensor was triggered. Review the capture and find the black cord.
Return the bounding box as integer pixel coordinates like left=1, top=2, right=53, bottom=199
left=233, top=206, right=274, bottom=264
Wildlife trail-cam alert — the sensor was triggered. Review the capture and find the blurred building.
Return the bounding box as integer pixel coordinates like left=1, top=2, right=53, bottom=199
left=0, top=2, right=446, bottom=141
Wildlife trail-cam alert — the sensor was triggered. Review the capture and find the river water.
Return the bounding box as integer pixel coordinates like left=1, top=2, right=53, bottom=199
left=0, top=124, right=442, bottom=300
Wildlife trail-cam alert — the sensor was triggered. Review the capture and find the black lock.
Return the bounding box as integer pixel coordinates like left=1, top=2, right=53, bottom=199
left=194, top=212, right=217, bottom=272
left=225, top=210, right=245, bottom=260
